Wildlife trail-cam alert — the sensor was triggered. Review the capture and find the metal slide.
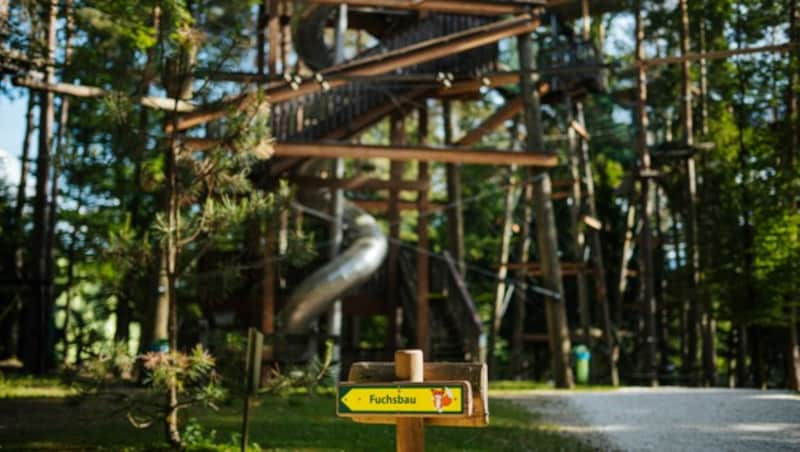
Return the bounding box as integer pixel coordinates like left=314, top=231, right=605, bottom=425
left=279, top=194, right=387, bottom=334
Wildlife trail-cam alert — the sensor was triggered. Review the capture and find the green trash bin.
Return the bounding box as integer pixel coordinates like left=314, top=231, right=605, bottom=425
left=573, top=345, right=591, bottom=384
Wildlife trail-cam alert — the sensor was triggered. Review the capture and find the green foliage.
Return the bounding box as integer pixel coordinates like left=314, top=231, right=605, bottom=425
left=260, top=341, right=334, bottom=396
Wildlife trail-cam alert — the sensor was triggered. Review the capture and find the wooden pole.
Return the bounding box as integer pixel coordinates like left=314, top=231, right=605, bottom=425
left=575, top=101, right=618, bottom=386
left=267, top=0, right=279, bottom=74
left=326, top=2, right=348, bottom=383
left=261, top=217, right=276, bottom=379
left=635, top=0, right=658, bottom=387
left=395, top=350, right=424, bottom=452
left=518, top=30, right=573, bottom=388
left=416, top=107, right=430, bottom=356
left=443, top=101, right=467, bottom=278
left=386, top=113, right=405, bottom=355
left=679, top=0, right=699, bottom=387
left=617, top=198, right=636, bottom=326
left=488, top=119, right=520, bottom=377
left=565, top=96, right=591, bottom=348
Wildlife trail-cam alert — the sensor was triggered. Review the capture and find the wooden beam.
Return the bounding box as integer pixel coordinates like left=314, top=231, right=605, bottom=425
left=290, top=175, right=429, bottom=191
left=350, top=199, right=446, bottom=213
left=569, top=119, right=590, bottom=141
left=455, top=97, right=524, bottom=146
left=14, top=76, right=197, bottom=112
left=273, top=142, right=558, bottom=166
left=437, top=72, right=521, bottom=97
left=501, top=261, right=590, bottom=276
left=642, top=42, right=797, bottom=67
left=306, top=0, right=536, bottom=15
left=582, top=215, right=602, bottom=230
left=453, top=82, right=550, bottom=147
left=183, top=139, right=557, bottom=166
left=169, top=14, right=540, bottom=131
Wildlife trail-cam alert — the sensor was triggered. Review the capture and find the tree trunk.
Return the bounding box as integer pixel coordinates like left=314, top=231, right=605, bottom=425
left=518, top=31, right=573, bottom=388
left=24, top=0, right=57, bottom=373
left=735, top=323, right=748, bottom=387
left=7, top=94, right=36, bottom=359
left=46, top=0, right=74, bottom=347
left=635, top=0, right=658, bottom=386
left=786, top=307, right=800, bottom=391
left=750, top=325, right=766, bottom=389
left=166, top=384, right=181, bottom=446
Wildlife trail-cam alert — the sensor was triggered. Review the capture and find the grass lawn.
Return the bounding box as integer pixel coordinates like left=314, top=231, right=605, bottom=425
left=0, top=378, right=592, bottom=451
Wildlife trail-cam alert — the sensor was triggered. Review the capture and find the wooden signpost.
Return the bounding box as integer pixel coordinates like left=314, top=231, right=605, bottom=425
left=337, top=350, right=489, bottom=452
left=241, top=328, right=263, bottom=452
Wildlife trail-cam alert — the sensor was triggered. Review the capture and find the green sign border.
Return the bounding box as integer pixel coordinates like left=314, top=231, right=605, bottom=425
left=337, top=382, right=468, bottom=416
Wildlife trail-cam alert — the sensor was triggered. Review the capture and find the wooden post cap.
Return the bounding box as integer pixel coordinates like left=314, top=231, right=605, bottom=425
left=395, top=350, right=424, bottom=381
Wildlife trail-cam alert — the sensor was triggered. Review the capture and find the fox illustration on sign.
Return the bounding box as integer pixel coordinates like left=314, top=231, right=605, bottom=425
left=431, top=387, right=454, bottom=413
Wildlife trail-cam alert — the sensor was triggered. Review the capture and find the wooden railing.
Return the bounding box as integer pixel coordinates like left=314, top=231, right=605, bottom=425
left=271, top=13, right=498, bottom=142
left=397, top=248, right=483, bottom=362
left=441, top=251, right=483, bottom=362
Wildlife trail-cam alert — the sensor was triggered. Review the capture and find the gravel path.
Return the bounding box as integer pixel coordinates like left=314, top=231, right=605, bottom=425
left=503, top=387, right=800, bottom=451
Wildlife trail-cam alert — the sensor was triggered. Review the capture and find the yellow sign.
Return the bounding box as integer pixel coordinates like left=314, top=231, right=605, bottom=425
left=337, top=381, right=472, bottom=417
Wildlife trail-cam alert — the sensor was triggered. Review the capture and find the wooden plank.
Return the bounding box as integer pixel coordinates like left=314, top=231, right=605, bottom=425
left=569, top=119, right=590, bottom=141
left=501, top=261, right=589, bottom=276
left=351, top=199, right=446, bottom=213
left=437, top=73, right=521, bottom=97
left=183, top=139, right=557, bottom=167
left=273, top=143, right=558, bottom=166
left=582, top=215, right=602, bottom=230
left=452, top=82, right=550, bottom=147
left=14, top=76, right=197, bottom=112
left=642, top=42, right=797, bottom=67
left=347, top=361, right=489, bottom=427
left=551, top=190, right=570, bottom=200
left=291, top=175, right=429, bottom=191
left=455, top=97, right=524, bottom=147
left=306, top=0, right=535, bottom=15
